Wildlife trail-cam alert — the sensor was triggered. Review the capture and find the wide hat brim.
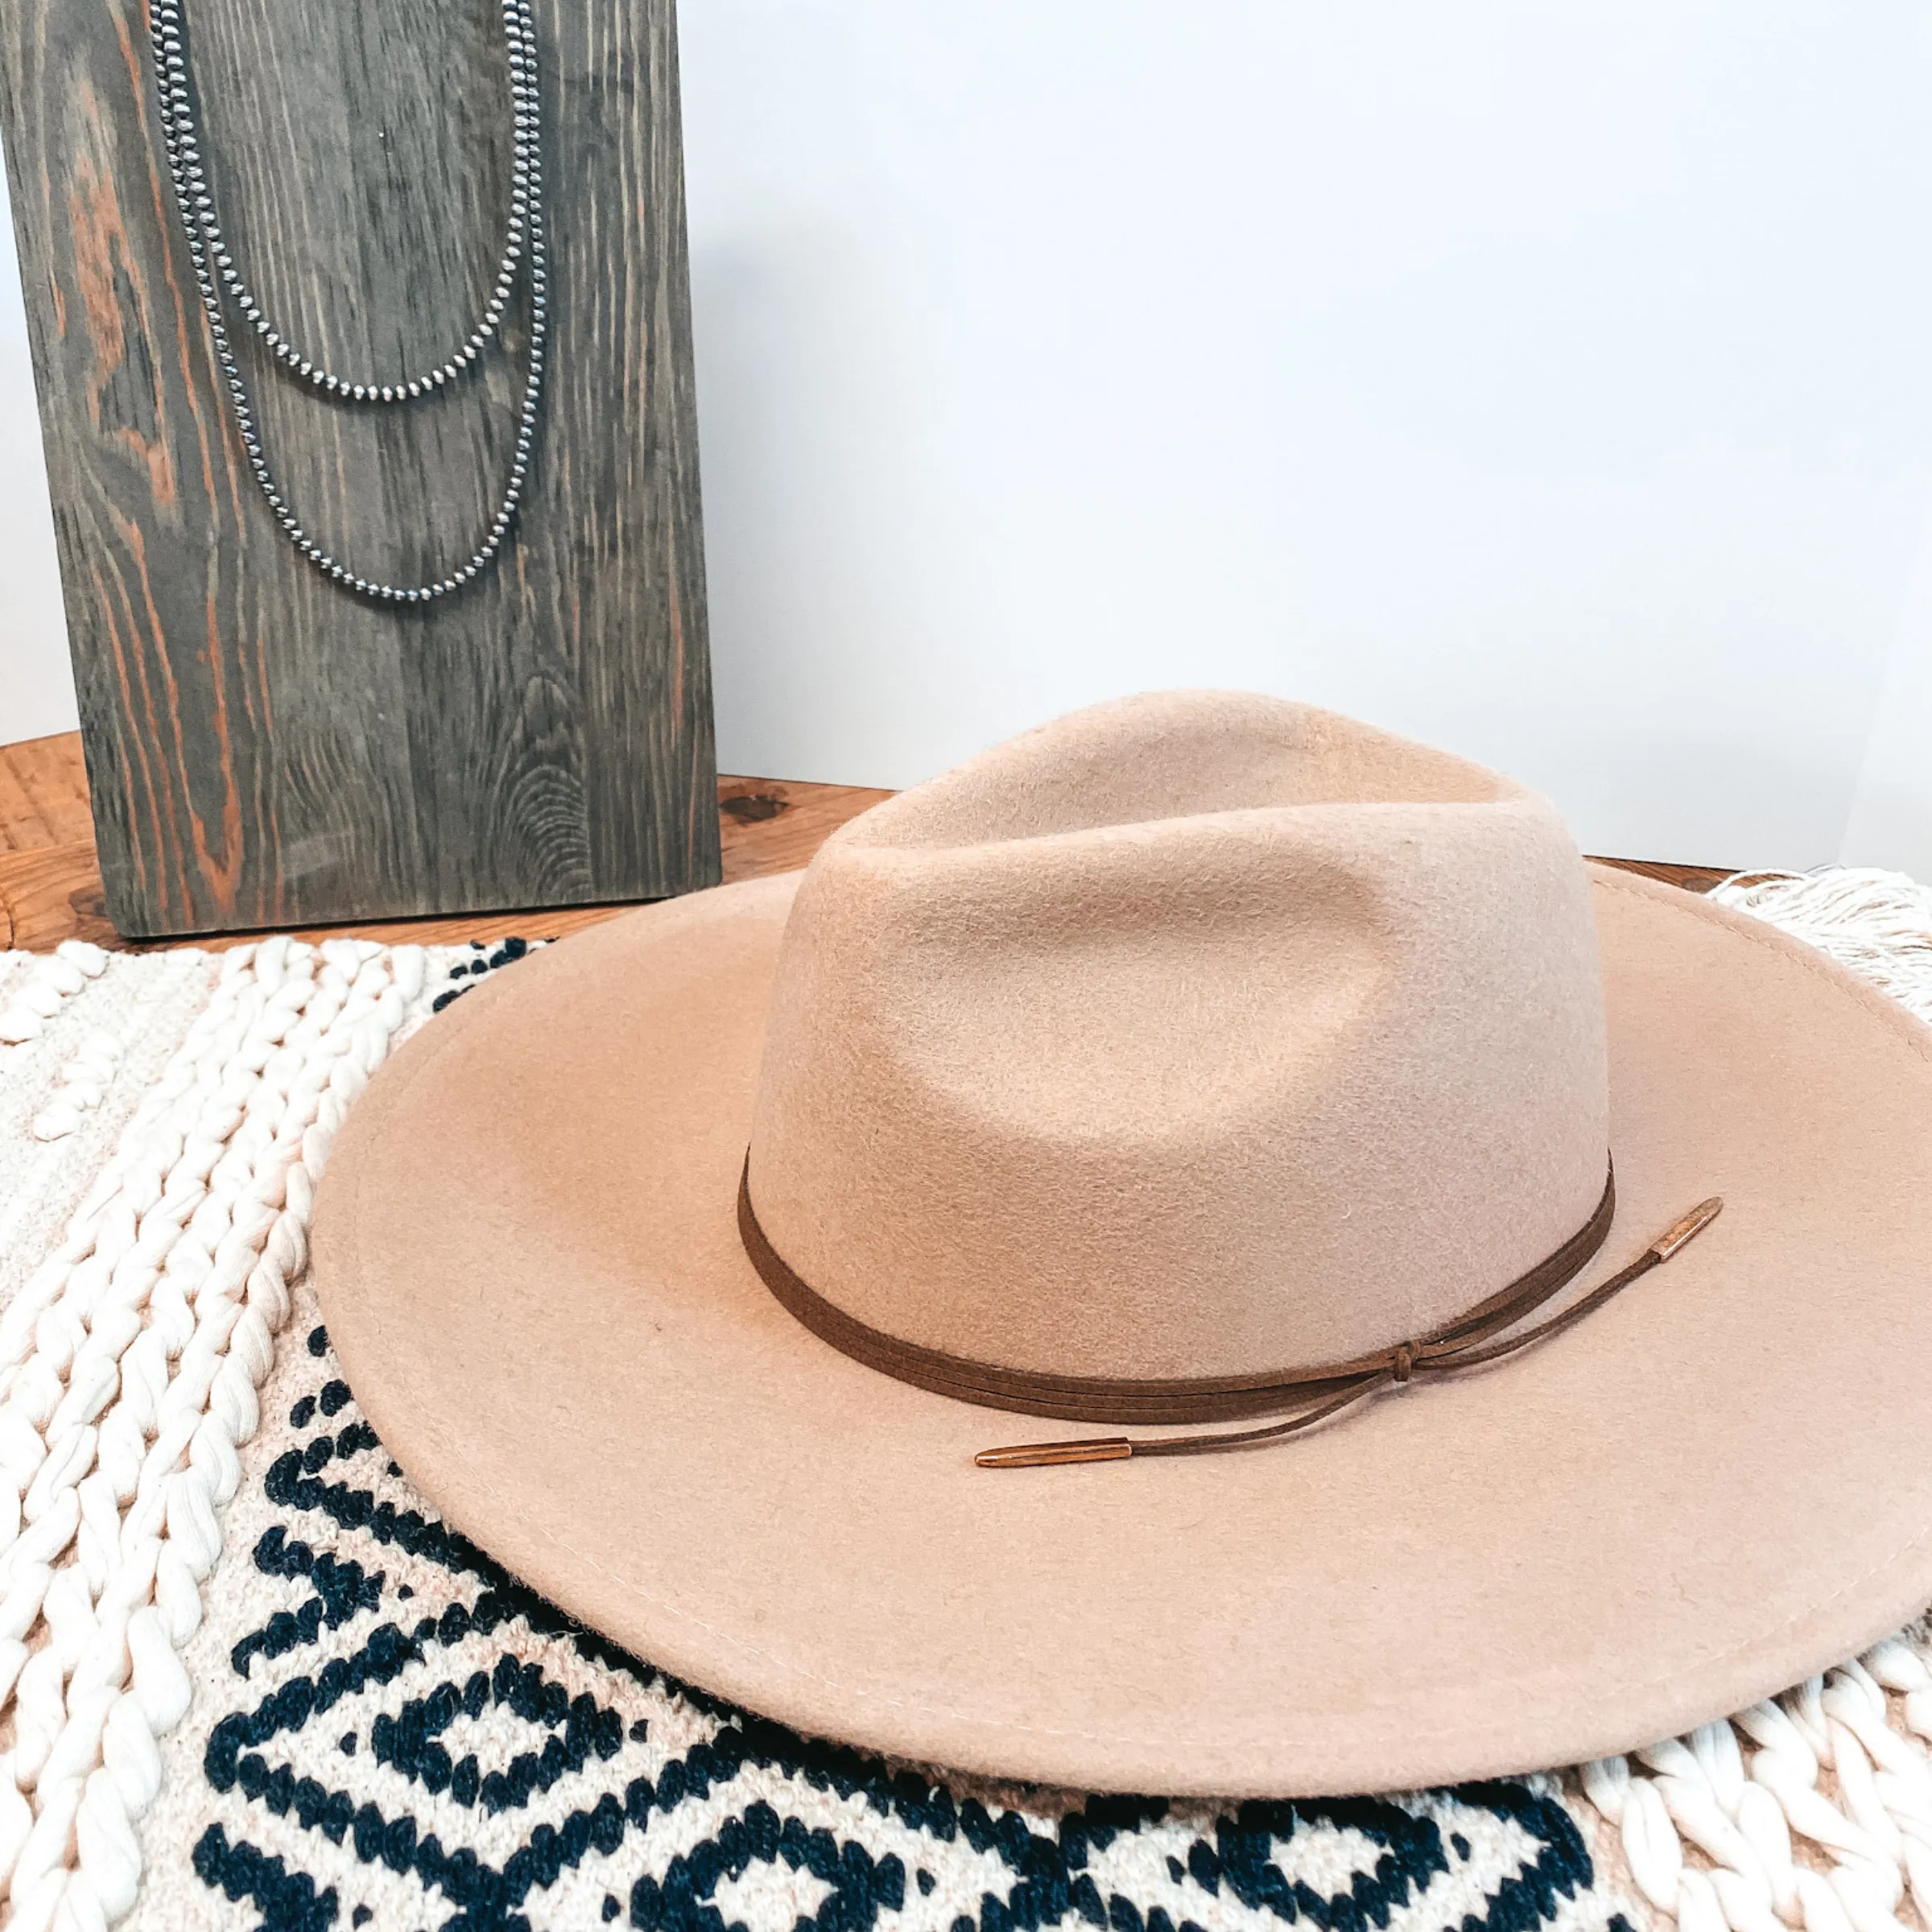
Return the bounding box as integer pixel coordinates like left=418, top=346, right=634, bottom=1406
left=312, top=864, right=1932, bottom=1798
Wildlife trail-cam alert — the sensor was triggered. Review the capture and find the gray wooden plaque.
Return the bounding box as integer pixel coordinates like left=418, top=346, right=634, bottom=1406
left=0, top=0, right=718, bottom=936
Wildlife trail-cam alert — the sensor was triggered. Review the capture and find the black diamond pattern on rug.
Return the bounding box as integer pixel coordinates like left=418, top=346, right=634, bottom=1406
left=175, top=1317, right=1626, bottom=1932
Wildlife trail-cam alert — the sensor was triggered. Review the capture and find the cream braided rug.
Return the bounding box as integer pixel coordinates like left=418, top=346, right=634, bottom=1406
left=0, top=872, right=1929, bottom=1932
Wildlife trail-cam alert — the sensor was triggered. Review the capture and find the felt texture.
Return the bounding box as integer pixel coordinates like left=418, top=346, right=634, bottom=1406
left=748, top=693, right=1610, bottom=1377
left=312, top=699, right=1932, bottom=1798
left=0, top=935, right=1645, bottom=1928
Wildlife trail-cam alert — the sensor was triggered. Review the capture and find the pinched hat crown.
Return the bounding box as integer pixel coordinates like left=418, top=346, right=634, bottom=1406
left=745, top=691, right=1611, bottom=1385
left=322, top=673, right=1932, bottom=1795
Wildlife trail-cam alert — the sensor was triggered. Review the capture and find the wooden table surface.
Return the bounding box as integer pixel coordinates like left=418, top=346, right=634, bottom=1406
left=0, top=729, right=1733, bottom=954
left=0, top=733, right=890, bottom=952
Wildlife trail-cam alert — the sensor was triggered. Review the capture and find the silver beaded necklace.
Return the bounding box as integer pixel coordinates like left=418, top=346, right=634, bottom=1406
left=147, top=0, right=547, bottom=605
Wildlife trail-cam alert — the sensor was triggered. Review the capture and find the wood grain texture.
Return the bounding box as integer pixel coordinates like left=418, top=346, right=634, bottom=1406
left=0, top=0, right=716, bottom=938
left=716, top=776, right=895, bottom=883
left=0, top=737, right=891, bottom=951
left=0, top=736, right=97, bottom=850
left=1588, top=857, right=1737, bottom=895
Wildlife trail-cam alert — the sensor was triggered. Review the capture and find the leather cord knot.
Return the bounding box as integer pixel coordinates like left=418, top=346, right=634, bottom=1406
left=1392, top=1343, right=1415, bottom=1385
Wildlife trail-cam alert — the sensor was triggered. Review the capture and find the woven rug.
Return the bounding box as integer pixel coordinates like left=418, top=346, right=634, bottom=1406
left=0, top=872, right=1929, bottom=1932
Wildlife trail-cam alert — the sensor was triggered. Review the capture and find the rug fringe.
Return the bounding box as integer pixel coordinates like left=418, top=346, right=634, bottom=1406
left=1708, top=869, right=1932, bottom=1024
left=0, top=944, right=108, bottom=1048
left=1579, top=1642, right=1932, bottom=1932
left=0, top=936, right=436, bottom=1929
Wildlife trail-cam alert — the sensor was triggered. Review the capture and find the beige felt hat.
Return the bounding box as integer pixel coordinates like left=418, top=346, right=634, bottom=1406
left=312, top=691, right=1932, bottom=1798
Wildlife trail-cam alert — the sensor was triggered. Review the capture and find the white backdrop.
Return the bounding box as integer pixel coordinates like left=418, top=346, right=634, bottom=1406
left=8, top=1, right=1932, bottom=873
left=0, top=162, right=73, bottom=746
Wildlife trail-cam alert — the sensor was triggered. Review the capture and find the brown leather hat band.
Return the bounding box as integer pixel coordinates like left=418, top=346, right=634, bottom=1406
left=738, top=1157, right=1663, bottom=1433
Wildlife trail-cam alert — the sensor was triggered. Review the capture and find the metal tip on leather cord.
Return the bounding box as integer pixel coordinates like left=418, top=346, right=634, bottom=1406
left=975, top=1437, right=1133, bottom=1469
left=1649, top=1197, right=1724, bottom=1261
